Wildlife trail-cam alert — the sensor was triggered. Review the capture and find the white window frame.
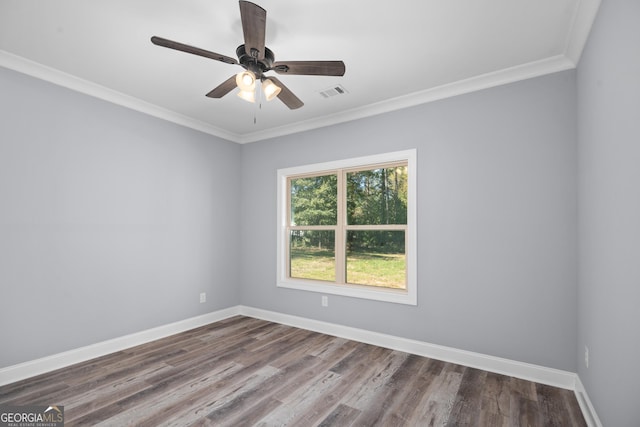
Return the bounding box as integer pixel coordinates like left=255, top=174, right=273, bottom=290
left=276, top=149, right=417, bottom=305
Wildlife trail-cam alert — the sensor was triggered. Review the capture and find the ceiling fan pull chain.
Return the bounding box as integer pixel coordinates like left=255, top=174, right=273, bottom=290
left=251, top=101, right=257, bottom=125
left=254, top=81, right=264, bottom=125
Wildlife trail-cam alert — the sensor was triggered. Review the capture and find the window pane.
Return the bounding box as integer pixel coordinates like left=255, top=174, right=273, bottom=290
left=290, top=174, right=337, bottom=226
left=346, top=230, right=406, bottom=289
left=347, top=166, right=407, bottom=225
left=290, top=230, right=335, bottom=281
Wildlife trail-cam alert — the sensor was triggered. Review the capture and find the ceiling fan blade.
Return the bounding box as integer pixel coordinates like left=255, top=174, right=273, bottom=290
left=268, top=77, right=304, bottom=110
left=205, top=75, right=238, bottom=98
left=151, top=36, right=238, bottom=65
left=239, top=1, right=266, bottom=60
left=272, top=61, right=346, bottom=76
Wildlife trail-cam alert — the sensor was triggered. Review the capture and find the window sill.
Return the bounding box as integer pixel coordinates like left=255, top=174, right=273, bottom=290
left=277, top=278, right=417, bottom=305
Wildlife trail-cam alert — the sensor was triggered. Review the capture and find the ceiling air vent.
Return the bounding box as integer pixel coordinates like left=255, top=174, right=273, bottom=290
left=318, top=84, right=349, bottom=98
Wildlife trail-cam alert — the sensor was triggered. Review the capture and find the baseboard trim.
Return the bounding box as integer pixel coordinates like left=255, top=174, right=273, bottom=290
left=1, top=305, right=600, bottom=423
left=574, top=375, right=603, bottom=427
left=1, top=304, right=582, bottom=396
left=238, top=305, right=577, bottom=390
left=0, top=307, right=240, bottom=386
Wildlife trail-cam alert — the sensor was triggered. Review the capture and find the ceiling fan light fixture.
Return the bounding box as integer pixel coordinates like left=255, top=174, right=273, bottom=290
left=237, top=88, right=256, bottom=103
left=262, top=78, right=281, bottom=101
left=151, top=1, right=344, bottom=110
left=236, top=70, right=256, bottom=91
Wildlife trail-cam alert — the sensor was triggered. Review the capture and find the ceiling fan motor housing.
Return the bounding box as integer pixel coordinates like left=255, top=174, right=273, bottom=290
left=236, top=44, right=274, bottom=77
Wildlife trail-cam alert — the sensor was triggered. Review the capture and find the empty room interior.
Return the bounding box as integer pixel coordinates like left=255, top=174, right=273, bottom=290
left=0, top=0, right=638, bottom=425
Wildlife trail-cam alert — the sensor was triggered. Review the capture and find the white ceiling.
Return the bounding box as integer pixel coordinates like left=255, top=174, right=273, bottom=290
left=0, top=0, right=599, bottom=143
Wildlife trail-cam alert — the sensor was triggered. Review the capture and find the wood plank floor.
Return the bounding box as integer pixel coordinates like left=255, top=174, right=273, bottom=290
left=0, top=316, right=586, bottom=426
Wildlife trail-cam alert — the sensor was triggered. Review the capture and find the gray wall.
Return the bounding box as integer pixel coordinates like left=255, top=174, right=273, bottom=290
left=577, top=0, right=640, bottom=425
left=241, top=70, right=578, bottom=371
left=0, top=67, right=242, bottom=368
left=3, top=4, right=637, bottom=421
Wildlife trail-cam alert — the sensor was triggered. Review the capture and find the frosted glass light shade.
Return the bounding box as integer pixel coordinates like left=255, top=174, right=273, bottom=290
left=237, top=89, right=256, bottom=103
left=262, top=78, right=281, bottom=101
left=236, top=71, right=256, bottom=91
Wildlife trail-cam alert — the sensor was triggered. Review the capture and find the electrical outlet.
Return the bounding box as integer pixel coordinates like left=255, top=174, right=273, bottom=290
left=321, top=295, right=328, bottom=307
left=584, top=346, right=589, bottom=368
left=200, top=292, right=206, bottom=303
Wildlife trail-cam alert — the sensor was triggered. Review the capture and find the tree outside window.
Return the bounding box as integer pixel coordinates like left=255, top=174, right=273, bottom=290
left=288, top=164, right=408, bottom=289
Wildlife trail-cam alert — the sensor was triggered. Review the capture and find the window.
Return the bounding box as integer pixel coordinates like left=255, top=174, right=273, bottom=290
left=277, top=150, right=417, bottom=305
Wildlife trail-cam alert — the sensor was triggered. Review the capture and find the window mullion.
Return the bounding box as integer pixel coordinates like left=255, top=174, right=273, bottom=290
left=289, top=225, right=337, bottom=231
left=335, top=169, right=346, bottom=284
left=285, top=178, right=292, bottom=280
left=345, top=224, right=408, bottom=231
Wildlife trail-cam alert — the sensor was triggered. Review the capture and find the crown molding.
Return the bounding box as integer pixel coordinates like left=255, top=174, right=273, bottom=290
left=0, top=50, right=242, bottom=143
left=238, top=54, right=576, bottom=143
left=1, top=0, right=599, bottom=144
left=564, top=0, right=602, bottom=65
left=240, top=0, right=600, bottom=143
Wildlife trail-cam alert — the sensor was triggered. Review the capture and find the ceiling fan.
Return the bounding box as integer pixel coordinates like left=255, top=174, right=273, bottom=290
left=151, top=0, right=346, bottom=110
